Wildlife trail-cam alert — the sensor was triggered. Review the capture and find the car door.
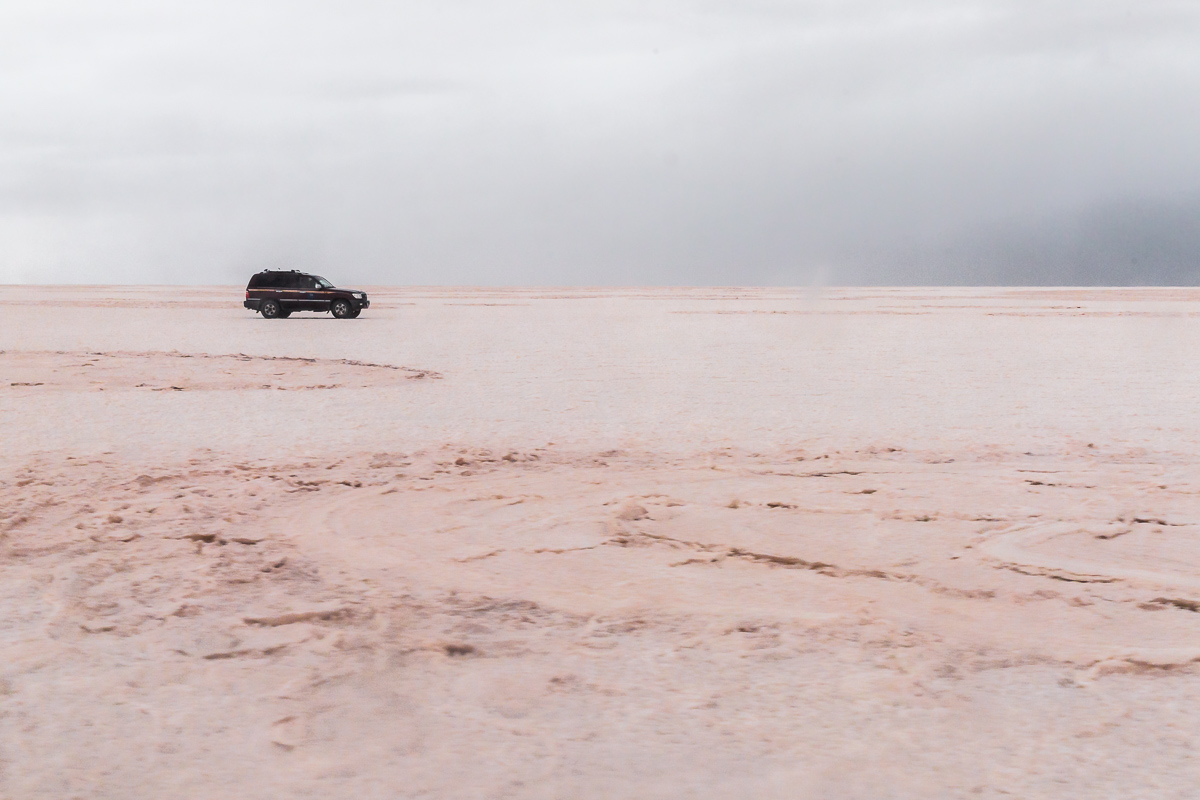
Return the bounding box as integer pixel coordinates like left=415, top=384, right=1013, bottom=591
left=278, top=273, right=304, bottom=310
left=301, top=276, right=331, bottom=311
left=259, top=272, right=287, bottom=307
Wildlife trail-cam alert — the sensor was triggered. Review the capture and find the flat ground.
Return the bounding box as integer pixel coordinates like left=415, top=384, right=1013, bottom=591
left=3, top=286, right=1200, bottom=799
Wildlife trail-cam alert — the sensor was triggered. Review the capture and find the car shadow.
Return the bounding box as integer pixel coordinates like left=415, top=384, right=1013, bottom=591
left=267, top=315, right=371, bottom=321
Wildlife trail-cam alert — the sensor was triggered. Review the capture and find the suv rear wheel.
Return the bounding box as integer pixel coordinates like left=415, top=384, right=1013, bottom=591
left=261, top=299, right=282, bottom=319
left=331, top=299, right=352, bottom=318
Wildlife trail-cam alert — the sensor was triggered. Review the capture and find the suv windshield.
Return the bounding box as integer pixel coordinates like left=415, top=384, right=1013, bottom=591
left=314, top=277, right=334, bottom=289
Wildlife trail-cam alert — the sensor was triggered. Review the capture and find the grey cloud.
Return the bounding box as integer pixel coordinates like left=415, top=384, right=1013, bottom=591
left=1, top=0, right=1198, bottom=284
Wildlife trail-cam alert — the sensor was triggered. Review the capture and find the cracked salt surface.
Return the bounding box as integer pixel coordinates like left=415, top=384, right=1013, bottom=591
left=4, top=286, right=1200, bottom=798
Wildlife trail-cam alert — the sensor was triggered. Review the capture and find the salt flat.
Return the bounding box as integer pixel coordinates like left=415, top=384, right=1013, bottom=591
left=3, top=286, right=1200, bottom=798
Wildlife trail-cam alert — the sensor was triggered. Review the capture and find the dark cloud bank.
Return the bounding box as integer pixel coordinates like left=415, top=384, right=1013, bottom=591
left=2, top=0, right=1199, bottom=285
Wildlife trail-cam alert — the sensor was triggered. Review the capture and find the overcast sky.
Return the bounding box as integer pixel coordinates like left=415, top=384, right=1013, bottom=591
left=3, top=0, right=1199, bottom=285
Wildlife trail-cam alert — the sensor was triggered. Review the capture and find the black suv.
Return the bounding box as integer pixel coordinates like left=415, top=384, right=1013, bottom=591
left=244, top=270, right=369, bottom=319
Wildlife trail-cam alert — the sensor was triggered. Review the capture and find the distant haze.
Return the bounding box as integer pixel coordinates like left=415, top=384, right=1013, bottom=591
left=3, top=1, right=1199, bottom=285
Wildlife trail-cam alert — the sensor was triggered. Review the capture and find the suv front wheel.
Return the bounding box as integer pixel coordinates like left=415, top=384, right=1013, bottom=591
left=261, top=299, right=282, bottom=319
left=331, top=299, right=352, bottom=318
